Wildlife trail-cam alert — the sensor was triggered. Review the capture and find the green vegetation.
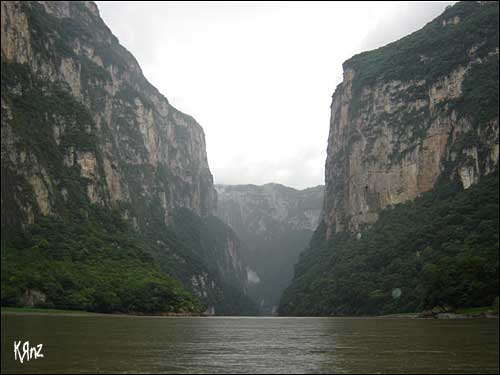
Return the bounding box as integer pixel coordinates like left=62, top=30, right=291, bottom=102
left=1, top=203, right=257, bottom=315
left=345, top=1, right=498, bottom=118
left=1, top=307, right=96, bottom=315
left=1, top=206, right=203, bottom=314
left=170, top=209, right=259, bottom=316
left=280, top=170, right=499, bottom=316
left=455, top=306, right=497, bottom=316
left=452, top=57, right=499, bottom=129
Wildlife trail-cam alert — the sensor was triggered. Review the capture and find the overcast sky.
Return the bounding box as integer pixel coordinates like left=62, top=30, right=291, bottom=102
left=96, top=1, right=453, bottom=189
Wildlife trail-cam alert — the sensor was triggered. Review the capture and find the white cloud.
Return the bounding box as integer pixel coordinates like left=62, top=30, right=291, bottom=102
left=96, top=1, right=453, bottom=189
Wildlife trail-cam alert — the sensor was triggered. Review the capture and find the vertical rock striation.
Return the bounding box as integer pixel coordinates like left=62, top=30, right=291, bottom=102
left=1, top=1, right=216, bottom=233
left=322, top=1, right=499, bottom=238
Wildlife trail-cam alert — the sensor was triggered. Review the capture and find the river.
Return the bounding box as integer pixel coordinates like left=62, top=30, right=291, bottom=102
left=1, top=313, right=498, bottom=373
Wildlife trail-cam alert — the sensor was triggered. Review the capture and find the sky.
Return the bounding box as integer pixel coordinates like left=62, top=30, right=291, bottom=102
left=96, top=1, right=453, bottom=189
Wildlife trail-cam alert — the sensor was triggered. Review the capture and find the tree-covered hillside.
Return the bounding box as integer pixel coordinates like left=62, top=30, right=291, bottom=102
left=280, top=170, right=499, bottom=316
left=1, top=206, right=203, bottom=314
left=1, top=205, right=258, bottom=315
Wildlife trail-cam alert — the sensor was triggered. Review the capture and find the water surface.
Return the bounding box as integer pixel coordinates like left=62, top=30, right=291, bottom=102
left=1, top=313, right=498, bottom=373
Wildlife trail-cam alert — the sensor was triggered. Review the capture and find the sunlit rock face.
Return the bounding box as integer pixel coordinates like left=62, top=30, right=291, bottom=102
left=1, top=1, right=216, bottom=235
left=215, top=183, right=324, bottom=314
left=322, top=1, right=499, bottom=238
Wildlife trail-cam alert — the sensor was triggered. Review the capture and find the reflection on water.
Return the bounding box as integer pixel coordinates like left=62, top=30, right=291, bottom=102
left=1, top=313, right=499, bottom=374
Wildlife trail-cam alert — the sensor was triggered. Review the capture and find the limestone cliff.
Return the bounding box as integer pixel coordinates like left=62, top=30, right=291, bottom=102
left=216, top=184, right=323, bottom=235
left=322, top=1, right=499, bottom=237
left=1, top=1, right=215, bottom=231
left=1, top=1, right=251, bottom=314
left=216, top=183, right=324, bottom=314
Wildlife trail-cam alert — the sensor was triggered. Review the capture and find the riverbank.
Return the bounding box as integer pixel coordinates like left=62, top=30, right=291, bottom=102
left=3, top=306, right=498, bottom=319
left=1, top=307, right=98, bottom=315
left=423, top=306, right=499, bottom=319
left=0, top=307, right=202, bottom=318
left=377, top=306, right=499, bottom=319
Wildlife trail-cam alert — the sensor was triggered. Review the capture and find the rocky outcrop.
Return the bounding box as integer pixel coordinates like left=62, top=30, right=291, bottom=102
left=322, top=1, right=499, bottom=237
left=216, top=183, right=324, bottom=314
left=19, top=289, right=47, bottom=307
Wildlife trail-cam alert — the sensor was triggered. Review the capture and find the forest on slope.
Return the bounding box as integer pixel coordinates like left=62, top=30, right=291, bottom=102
left=280, top=170, right=499, bottom=316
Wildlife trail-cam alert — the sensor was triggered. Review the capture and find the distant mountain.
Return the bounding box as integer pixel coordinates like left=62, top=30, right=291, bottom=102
left=216, top=183, right=324, bottom=314
left=280, top=1, right=499, bottom=316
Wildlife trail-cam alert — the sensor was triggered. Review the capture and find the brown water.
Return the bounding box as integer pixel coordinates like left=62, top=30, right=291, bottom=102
left=1, top=313, right=498, bottom=374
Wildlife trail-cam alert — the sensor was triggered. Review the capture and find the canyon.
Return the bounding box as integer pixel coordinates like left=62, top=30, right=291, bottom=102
left=216, top=183, right=323, bottom=314
left=1, top=1, right=498, bottom=318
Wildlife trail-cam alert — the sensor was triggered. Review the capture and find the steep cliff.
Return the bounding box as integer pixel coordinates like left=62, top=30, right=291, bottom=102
left=1, top=1, right=253, bottom=314
left=216, top=183, right=323, bottom=314
left=1, top=0, right=215, bottom=233
left=323, top=1, right=498, bottom=237
left=280, top=1, right=499, bottom=316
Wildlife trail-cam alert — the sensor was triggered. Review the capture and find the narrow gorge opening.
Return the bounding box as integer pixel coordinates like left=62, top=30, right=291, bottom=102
left=215, top=184, right=324, bottom=315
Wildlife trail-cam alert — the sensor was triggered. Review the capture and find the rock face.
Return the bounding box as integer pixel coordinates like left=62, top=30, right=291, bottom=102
left=1, top=1, right=250, bottom=313
left=216, top=184, right=323, bottom=235
left=216, top=183, right=324, bottom=314
left=1, top=1, right=215, bottom=231
left=322, top=1, right=499, bottom=238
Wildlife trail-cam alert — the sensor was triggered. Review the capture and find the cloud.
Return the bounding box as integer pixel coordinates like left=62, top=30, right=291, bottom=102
left=96, top=2, right=454, bottom=190
left=212, top=145, right=325, bottom=189
left=358, top=1, right=455, bottom=52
